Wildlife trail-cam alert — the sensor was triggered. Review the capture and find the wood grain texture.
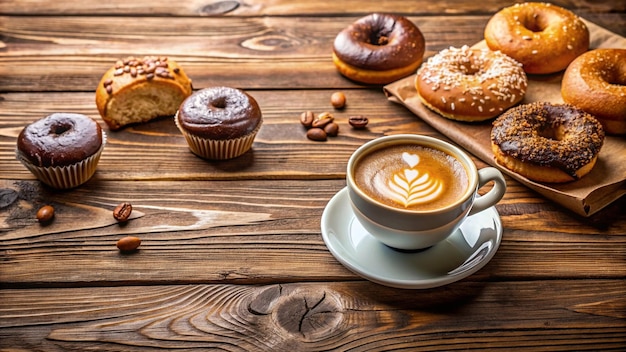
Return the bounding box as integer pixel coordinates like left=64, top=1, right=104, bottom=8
left=1, top=0, right=624, bottom=15
left=0, top=89, right=437, bottom=181
left=1, top=14, right=624, bottom=92
left=1, top=179, right=625, bottom=286
left=1, top=281, right=625, bottom=351
left=1, top=0, right=625, bottom=350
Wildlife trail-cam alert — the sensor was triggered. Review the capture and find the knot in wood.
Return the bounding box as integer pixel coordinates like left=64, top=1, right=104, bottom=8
left=199, top=1, right=240, bottom=15
left=249, top=286, right=344, bottom=340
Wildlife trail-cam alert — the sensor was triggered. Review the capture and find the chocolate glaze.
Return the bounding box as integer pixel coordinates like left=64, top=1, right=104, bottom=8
left=491, top=102, right=605, bottom=177
left=177, top=87, right=262, bottom=140
left=17, top=113, right=103, bottom=167
left=333, top=13, right=425, bottom=71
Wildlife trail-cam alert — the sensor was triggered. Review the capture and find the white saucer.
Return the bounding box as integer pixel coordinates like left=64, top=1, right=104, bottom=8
left=321, top=187, right=502, bottom=289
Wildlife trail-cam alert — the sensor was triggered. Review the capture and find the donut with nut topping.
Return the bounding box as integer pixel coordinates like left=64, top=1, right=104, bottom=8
left=491, top=102, right=604, bottom=183
left=416, top=45, right=528, bottom=122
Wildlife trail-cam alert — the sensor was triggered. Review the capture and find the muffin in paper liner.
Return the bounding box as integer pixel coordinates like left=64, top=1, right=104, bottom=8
left=16, top=132, right=107, bottom=189
left=175, top=112, right=261, bottom=160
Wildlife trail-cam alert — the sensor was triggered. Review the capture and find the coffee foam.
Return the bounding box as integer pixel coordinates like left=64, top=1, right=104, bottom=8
left=354, top=144, right=469, bottom=211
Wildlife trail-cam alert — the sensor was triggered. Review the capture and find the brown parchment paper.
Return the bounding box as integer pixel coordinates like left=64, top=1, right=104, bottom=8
left=384, top=20, right=626, bottom=217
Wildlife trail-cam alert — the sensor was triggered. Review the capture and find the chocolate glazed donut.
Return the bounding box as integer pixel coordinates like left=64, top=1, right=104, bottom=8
left=332, top=13, right=425, bottom=84
left=491, top=102, right=604, bottom=183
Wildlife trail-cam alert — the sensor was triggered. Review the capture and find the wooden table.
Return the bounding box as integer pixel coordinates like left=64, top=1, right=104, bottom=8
left=1, top=1, right=625, bottom=350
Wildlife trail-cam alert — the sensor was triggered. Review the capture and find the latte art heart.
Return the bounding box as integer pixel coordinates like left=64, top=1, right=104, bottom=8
left=402, top=152, right=419, bottom=168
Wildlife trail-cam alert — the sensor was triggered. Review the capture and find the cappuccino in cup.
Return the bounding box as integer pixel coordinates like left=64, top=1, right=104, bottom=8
left=347, top=134, right=506, bottom=250
left=353, top=144, right=469, bottom=211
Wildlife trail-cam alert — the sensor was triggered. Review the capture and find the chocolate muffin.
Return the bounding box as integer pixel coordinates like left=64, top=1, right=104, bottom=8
left=176, top=87, right=262, bottom=160
left=16, top=113, right=106, bottom=189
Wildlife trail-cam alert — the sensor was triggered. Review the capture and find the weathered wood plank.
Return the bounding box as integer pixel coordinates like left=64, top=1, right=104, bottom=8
left=1, top=0, right=623, bottom=16
left=0, top=89, right=438, bottom=181
left=0, top=16, right=486, bottom=91
left=1, top=178, right=625, bottom=286
left=1, top=281, right=625, bottom=351
left=1, top=14, right=624, bottom=92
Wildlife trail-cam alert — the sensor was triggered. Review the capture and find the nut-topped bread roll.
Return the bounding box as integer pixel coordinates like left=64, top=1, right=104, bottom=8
left=95, top=56, right=193, bottom=130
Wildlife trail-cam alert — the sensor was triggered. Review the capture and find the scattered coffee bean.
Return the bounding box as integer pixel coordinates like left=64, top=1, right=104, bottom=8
left=300, top=111, right=315, bottom=128
left=349, top=115, right=369, bottom=129
left=312, top=112, right=334, bottom=128
left=306, top=127, right=327, bottom=141
left=116, top=236, right=141, bottom=252
left=330, top=92, right=346, bottom=109
left=113, top=202, right=133, bottom=222
left=36, top=205, right=55, bottom=223
left=324, top=122, right=339, bottom=137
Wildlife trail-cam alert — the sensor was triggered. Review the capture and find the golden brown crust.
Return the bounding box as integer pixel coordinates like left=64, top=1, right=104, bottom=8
left=95, top=56, right=193, bottom=130
left=332, top=13, right=425, bottom=84
left=491, top=142, right=598, bottom=183
left=332, top=53, right=422, bottom=85
left=484, top=2, right=589, bottom=74
left=416, top=46, right=527, bottom=122
left=491, top=102, right=604, bottom=183
left=562, top=48, right=626, bottom=135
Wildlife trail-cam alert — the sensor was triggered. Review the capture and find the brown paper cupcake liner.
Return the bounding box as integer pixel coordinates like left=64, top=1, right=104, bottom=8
left=16, top=132, right=106, bottom=189
left=175, top=114, right=261, bottom=160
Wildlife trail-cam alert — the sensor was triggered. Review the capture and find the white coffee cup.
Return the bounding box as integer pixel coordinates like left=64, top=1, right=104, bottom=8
left=347, top=134, right=506, bottom=250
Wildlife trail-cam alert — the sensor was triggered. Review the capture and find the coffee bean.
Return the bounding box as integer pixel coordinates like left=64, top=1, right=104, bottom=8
left=113, top=202, right=133, bottom=222
left=116, top=236, right=141, bottom=252
left=312, top=112, right=334, bottom=128
left=36, top=205, right=55, bottom=223
left=324, top=122, right=339, bottom=137
left=306, top=128, right=327, bottom=141
left=300, top=111, right=314, bottom=128
left=349, top=115, right=369, bottom=129
left=330, top=92, right=346, bottom=109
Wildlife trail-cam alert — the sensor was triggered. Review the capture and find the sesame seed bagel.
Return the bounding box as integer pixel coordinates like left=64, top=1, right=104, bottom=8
left=416, top=45, right=528, bottom=122
left=484, top=2, right=589, bottom=74
left=491, top=102, right=605, bottom=183
left=561, top=48, right=626, bottom=135
left=332, top=13, right=425, bottom=85
left=95, top=56, right=193, bottom=131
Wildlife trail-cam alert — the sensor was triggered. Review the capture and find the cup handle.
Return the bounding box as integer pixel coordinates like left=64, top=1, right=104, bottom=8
left=468, top=167, right=506, bottom=216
